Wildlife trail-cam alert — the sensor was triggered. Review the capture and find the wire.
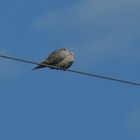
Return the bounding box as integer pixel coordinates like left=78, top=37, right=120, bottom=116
left=0, top=54, right=140, bottom=87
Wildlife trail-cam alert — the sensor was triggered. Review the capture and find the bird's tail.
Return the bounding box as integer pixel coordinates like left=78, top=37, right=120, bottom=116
left=32, top=65, right=46, bottom=71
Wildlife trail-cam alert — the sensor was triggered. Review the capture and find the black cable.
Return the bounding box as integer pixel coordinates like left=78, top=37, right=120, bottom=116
left=0, top=54, right=140, bottom=87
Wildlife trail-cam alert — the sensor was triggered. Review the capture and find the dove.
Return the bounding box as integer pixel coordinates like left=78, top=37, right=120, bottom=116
left=33, top=48, right=74, bottom=70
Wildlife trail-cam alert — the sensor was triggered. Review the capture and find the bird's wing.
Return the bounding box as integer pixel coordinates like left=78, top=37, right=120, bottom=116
left=45, top=50, right=66, bottom=65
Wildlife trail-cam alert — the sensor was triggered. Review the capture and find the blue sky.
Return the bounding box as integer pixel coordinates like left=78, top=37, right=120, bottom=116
left=0, top=0, right=140, bottom=139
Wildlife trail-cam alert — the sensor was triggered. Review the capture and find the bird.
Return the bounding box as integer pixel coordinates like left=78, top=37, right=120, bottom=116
left=33, top=48, right=74, bottom=70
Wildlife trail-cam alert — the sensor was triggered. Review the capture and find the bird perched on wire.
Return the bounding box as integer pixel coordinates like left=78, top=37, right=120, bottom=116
left=33, top=48, right=74, bottom=70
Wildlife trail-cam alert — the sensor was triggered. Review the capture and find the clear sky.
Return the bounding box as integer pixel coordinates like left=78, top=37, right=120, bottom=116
left=0, top=0, right=140, bottom=140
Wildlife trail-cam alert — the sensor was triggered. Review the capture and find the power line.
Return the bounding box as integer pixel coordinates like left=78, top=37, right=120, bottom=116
left=0, top=54, right=140, bottom=87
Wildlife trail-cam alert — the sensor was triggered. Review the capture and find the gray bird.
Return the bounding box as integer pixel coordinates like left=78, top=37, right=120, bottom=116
left=33, top=48, right=74, bottom=70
